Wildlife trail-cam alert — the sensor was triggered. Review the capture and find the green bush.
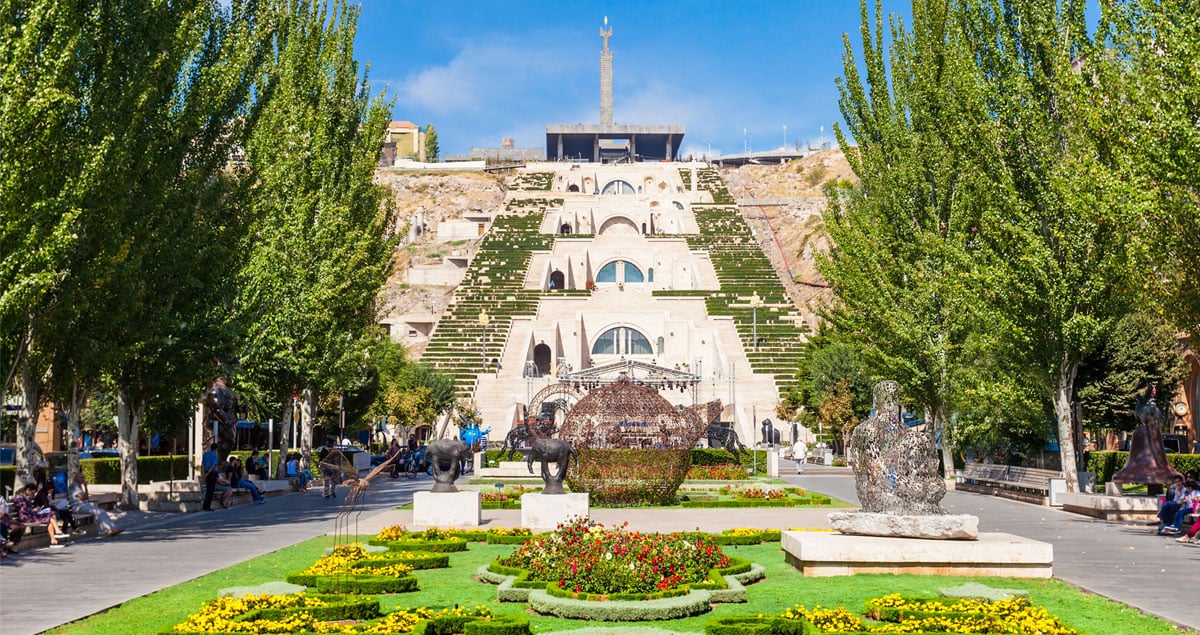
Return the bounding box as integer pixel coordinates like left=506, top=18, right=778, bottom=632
left=1085, top=451, right=1200, bottom=483
left=527, top=588, right=712, bottom=621
left=690, top=448, right=768, bottom=474
left=284, top=572, right=419, bottom=594
left=368, top=538, right=468, bottom=553
left=1, top=455, right=191, bottom=490
left=415, top=614, right=531, bottom=635
left=705, top=615, right=810, bottom=635
left=566, top=448, right=691, bottom=506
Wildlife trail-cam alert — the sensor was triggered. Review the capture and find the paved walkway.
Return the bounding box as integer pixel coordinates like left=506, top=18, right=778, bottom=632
left=1, top=469, right=1197, bottom=633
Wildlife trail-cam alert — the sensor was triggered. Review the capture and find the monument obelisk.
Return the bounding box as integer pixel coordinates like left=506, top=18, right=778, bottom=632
left=600, top=17, right=613, bottom=127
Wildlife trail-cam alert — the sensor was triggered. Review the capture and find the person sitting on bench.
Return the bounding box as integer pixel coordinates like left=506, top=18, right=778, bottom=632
left=227, top=456, right=265, bottom=505
left=12, top=483, right=65, bottom=547
left=69, top=472, right=123, bottom=538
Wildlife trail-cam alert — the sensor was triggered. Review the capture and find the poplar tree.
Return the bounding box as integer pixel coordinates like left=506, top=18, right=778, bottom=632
left=823, top=0, right=987, bottom=475
left=956, top=0, right=1149, bottom=490
left=1100, top=0, right=1200, bottom=334
left=237, top=0, right=397, bottom=469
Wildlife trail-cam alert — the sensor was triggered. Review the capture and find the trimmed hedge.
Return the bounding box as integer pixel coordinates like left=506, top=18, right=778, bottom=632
left=483, top=447, right=770, bottom=475
left=415, top=613, right=531, bottom=635
left=1, top=455, right=191, bottom=490
left=679, top=495, right=830, bottom=509
left=1084, top=451, right=1200, bottom=483
left=368, top=538, right=468, bottom=553
left=527, top=588, right=712, bottom=621
left=705, top=616, right=809, bottom=635
left=284, top=572, right=419, bottom=594
left=544, top=581, right=691, bottom=602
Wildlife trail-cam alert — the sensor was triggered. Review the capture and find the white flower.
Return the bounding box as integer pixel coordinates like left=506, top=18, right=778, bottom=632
left=606, top=552, right=612, bottom=560
left=629, top=563, right=635, bottom=569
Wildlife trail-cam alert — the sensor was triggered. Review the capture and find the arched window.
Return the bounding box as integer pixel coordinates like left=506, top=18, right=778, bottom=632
left=601, top=179, right=635, bottom=195
left=656, top=336, right=665, bottom=355
left=591, top=326, right=654, bottom=356
left=560, top=223, right=572, bottom=235
left=647, top=267, right=654, bottom=282
left=596, top=262, right=618, bottom=283
left=673, top=201, right=685, bottom=210
left=594, top=260, right=644, bottom=284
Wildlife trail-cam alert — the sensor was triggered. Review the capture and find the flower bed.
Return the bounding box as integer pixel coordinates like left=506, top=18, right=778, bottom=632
left=706, top=593, right=1077, bottom=634
left=496, top=518, right=729, bottom=595
left=369, top=527, right=470, bottom=553
left=480, top=486, right=540, bottom=509
left=685, top=463, right=750, bottom=480
left=167, top=593, right=527, bottom=634
left=285, top=544, right=423, bottom=594
left=480, top=519, right=764, bottom=620
left=678, top=487, right=832, bottom=508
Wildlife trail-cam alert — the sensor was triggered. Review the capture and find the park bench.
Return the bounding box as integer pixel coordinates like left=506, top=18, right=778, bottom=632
left=957, top=461, right=1062, bottom=505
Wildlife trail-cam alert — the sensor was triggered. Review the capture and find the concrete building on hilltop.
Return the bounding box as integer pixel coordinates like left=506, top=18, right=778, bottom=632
left=545, top=18, right=685, bottom=163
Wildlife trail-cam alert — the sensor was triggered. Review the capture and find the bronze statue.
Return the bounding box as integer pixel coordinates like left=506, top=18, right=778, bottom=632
left=425, top=439, right=472, bottom=493
left=1113, top=386, right=1181, bottom=486
left=524, top=438, right=576, bottom=495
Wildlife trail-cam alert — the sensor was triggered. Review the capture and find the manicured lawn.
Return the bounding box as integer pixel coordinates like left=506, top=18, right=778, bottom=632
left=47, top=537, right=1191, bottom=634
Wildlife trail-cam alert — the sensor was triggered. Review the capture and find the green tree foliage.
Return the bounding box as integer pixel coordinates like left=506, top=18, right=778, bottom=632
left=368, top=339, right=455, bottom=430
left=955, top=0, right=1150, bottom=490
left=824, top=0, right=987, bottom=474
left=424, top=123, right=439, bottom=162
left=2, top=0, right=268, bottom=497
left=236, top=0, right=398, bottom=465
left=1100, top=0, right=1200, bottom=335
left=1076, top=311, right=1188, bottom=433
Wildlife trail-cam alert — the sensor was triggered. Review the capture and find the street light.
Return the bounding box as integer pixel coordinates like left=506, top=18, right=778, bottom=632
left=749, top=292, right=764, bottom=351
left=478, top=310, right=491, bottom=368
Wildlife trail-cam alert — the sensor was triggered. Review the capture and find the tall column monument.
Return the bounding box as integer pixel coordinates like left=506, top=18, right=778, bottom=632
left=600, top=17, right=613, bottom=127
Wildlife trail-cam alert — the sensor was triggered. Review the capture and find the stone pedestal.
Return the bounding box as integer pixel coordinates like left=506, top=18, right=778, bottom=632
left=521, top=492, right=589, bottom=532
left=829, top=511, right=979, bottom=540
left=1059, top=492, right=1159, bottom=521
left=782, top=531, right=1052, bottom=578
left=477, top=461, right=538, bottom=479
left=413, top=491, right=481, bottom=528
left=766, top=449, right=780, bottom=477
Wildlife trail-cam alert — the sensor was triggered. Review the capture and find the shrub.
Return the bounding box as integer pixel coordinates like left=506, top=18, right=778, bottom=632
left=686, top=463, right=750, bottom=480
left=1085, top=451, right=1200, bottom=483
left=566, top=448, right=691, bottom=506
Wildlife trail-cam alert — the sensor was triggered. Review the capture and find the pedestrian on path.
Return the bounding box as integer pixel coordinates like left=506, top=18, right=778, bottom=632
left=201, top=444, right=220, bottom=511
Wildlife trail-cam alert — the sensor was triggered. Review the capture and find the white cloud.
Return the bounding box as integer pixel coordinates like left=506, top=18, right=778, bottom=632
left=392, top=37, right=585, bottom=116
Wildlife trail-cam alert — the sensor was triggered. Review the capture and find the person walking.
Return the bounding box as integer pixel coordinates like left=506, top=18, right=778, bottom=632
left=201, top=443, right=220, bottom=511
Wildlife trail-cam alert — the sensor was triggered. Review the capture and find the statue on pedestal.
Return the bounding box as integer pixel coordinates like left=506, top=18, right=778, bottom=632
left=525, top=438, right=576, bottom=495
left=426, top=439, right=472, bottom=493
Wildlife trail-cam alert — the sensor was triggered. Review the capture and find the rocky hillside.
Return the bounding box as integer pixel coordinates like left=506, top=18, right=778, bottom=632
left=373, top=171, right=505, bottom=328
left=374, top=151, right=854, bottom=344
left=720, top=149, right=854, bottom=321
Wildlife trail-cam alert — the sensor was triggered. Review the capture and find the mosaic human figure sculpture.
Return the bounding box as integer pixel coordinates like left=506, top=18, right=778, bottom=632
left=847, top=380, right=946, bottom=516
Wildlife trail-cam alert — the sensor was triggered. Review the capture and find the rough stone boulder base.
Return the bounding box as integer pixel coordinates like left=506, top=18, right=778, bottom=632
left=829, top=511, right=979, bottom=540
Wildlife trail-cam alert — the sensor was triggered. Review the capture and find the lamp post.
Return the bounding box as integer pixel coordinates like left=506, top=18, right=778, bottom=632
left=749, top=292, right=764, bottom=351
left=478, top=309, right=491, bottom=369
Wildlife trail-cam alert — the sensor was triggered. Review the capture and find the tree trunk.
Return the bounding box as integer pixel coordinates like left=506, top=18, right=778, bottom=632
left=276, top=395, right=294, bottom=478
left=930, top=405, right=956, bottom=483
left=300, top=387, right=315, bottom=471
left=1053, top=355, right=1081, bottom=493
left=116, top=388, right=141, bottom=509
left=65, top=382, right=85, bottom=486
left=15, top=361, right=42, bottom=491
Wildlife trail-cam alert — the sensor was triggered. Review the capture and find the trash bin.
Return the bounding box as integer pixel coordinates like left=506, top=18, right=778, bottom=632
left=1048, top=477, right=1067, bottom=506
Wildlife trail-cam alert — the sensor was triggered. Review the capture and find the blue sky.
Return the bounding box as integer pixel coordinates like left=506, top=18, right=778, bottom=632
left=353, top=1, right=911, bottom=158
